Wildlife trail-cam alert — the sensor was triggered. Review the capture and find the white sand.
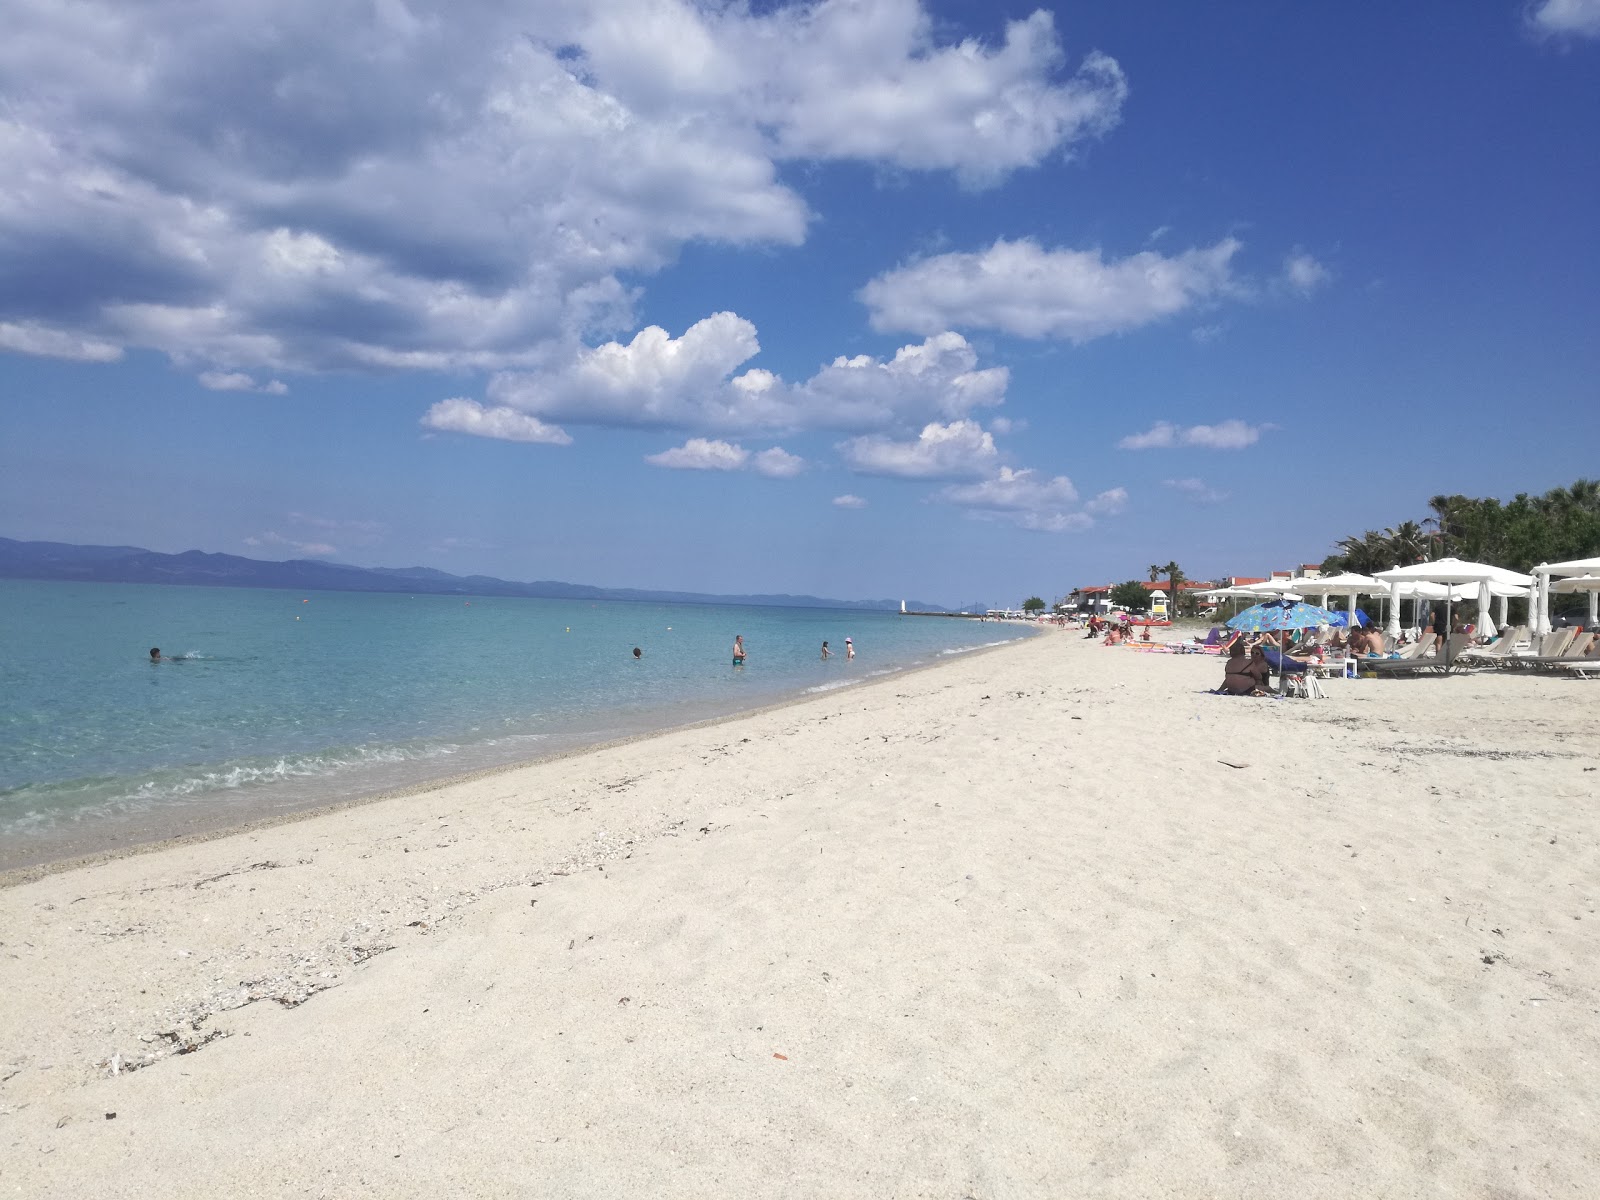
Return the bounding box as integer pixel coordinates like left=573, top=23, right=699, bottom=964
left=3, top=632, right=1598, bottom=1198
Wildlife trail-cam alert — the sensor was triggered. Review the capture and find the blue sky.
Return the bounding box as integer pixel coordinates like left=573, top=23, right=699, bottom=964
left=2, top=0, right=1597, bottom=606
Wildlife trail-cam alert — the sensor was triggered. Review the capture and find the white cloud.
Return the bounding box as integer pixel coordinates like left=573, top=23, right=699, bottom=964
left=1281, top=250, right=1330, bottom=295
left=940, top=466, right=1105, bottom=533
left=859, top=237, right=1242, bottom=342
left=752, top=447, right=806, bottom=478
left=1530, top=0, right=1600, bottom=37
left=1163, top=477, right=1229, bottom=505
left=0, top=2, right=1122, bottom=375
left=832, top=494, right=867, bottom=509
left=244, top=531, right=337, bottom=557
left=199, top=370, right=288, bottom=394
left=644, top=438, right=805, bottom=477
left=1190, top=323, right=1226, bottom=345
left=839, top=420, right=999, bottom=480
left=420, top=399, right=573, bottom=445
left=1118, top=419, right=1263, bottom=451
left=645, top=438, right=750, bottom=471
left=480, top=319, right=1006, bottom=436
left=729, top=8, right=1128, bottom=187
left=1085, top=486, right=1129, bottom=515
left=0, top=321, right=123, bottom=362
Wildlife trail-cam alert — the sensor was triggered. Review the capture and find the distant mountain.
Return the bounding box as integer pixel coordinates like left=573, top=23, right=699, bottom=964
left=0, top=537, right=951, bottom=613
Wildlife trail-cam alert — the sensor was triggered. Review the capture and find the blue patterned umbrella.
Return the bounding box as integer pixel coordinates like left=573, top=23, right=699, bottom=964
left=1226, top=599, right=1340, bottom=632
left=1324, top=608, right=1369, bottom=629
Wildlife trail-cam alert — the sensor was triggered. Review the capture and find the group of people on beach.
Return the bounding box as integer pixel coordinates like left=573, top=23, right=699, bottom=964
left=730, top=635, right=853, bottom=667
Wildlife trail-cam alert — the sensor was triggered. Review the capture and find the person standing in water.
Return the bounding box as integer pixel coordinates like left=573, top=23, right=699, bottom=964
left=820, top=640, right=831, bottom=660
left=845, top=637, right=854, bottom=661
left=732, top=635, right=746, bottom=666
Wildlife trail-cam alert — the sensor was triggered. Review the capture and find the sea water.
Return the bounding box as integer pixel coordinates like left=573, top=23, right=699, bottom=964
left=0, top=580, right=1028, bottom=860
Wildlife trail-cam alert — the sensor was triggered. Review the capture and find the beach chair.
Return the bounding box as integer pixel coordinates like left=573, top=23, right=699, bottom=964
left=1362, top=634, right=1468, bottom=676
left=1510, top=628, right=1579, bottom=669
left=1521, top=631, right=1594, bottom=670
left=1456, top=625, right=1527, bottom=668
left=1557, top=650, right=1600, bottom=679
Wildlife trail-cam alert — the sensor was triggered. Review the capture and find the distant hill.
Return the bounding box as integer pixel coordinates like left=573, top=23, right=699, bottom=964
left=0, top=537, right=952, bottom=613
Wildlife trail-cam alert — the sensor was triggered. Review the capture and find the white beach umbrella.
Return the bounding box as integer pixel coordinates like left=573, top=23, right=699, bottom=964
left=1482, top=581, right=1529, bottom=630
left=1240, top=581, right=1304, bottom=601
left=1474, top=580, right=1497, bottom=639
left=1533, top=556, right=1600, bottom=635
left=1298, top=571, right=1382, bottom=628
left=1375, top=560, right=1519, bottom=671
left=1552, top=574, right=1600, bottom=627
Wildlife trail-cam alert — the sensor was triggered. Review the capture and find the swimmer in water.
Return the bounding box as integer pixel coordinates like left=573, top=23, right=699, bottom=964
left=632, top=647, right=642, bottom=660
left=149, top=647, right=169, bottom=662
left=732, top=634, right=746, bottom=666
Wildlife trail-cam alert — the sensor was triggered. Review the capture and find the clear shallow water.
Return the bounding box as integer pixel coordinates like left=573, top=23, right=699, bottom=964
left=0, top=580, right=1027, bottom=851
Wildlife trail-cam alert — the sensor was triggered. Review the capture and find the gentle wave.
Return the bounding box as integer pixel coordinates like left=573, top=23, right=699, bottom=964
left=0, top=740, right=467, bottom=833
left=939, top=640, right=1006, bottom=655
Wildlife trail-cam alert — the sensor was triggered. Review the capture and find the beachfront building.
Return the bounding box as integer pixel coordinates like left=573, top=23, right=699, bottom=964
left=1066, top=580, right=1216, bottom=614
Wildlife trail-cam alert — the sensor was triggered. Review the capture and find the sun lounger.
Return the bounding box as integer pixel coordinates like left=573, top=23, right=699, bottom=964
left=1361, top=634, right=1470, bottom=675
left=1557, top=652, right=1600, bottom=679
left=1508, top=628, right=1581, bottom=669
left=1516, top=631, right=1595, bottom=670
left=1456, top=625, right=1528, bottom=667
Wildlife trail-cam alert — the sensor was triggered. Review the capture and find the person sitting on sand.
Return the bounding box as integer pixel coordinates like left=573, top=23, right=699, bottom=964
left=1218, top=643, right=1270, bottom=695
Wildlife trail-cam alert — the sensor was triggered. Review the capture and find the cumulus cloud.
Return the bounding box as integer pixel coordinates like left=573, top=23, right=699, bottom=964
left=645, top=438, right=750, bottom=471
left=1084, top=486, right=1129, bottom=515
left=1117, top=419, right=1263, bottom=451
left=0, top=321, right=122, bottom=362
left=420, top=399, right=573, bottom=445
left=940, top=466, right=1111, bottom=532
left=0, top=1, right=1122, bottom=375
left=1281, top=250, right=1330, bottom=295
left=199, top=371, right=288, bottom=394
left=859, top=238, right=1243, bottom=342
left=244, top=531, right=337, bottom=558
left=644, top=438, right=804, bottom=477
left=734, top=7, right=1128, bottom=186
left=752, top=447, right=806, bottom=478
left=1529, top=0, right=1600, bottom=37
left=481, top=319, right=1006, bottom=435
left=1163, top=477, right=1230, bottom=505
left=832, top=494, right=867, bottom=509
left=839, top=420, right=999, bottom=480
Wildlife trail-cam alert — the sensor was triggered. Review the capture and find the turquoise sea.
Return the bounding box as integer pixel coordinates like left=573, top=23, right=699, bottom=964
left=0, top=580, right=1027, bottom=864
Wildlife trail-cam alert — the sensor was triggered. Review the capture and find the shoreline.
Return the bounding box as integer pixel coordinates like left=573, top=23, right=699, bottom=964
left=0, top=631, right=1036, bottom=888
left=5, top=628, right=1598, bottom=1194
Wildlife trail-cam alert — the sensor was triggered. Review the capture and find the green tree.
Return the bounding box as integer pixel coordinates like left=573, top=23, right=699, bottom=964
left=1163, top=560, right=1188, bottom=615
left=1109, top=579, right=1147, bottom=610
left=1022, top=596, right=1045, bottom=615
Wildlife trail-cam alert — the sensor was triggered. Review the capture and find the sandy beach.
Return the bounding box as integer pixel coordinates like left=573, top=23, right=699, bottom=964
left=3, top=630, right=1597, bottom=1198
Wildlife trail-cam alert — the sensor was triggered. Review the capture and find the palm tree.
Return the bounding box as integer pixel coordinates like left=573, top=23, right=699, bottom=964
left=1163, top=560, right=1187, bottom=615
